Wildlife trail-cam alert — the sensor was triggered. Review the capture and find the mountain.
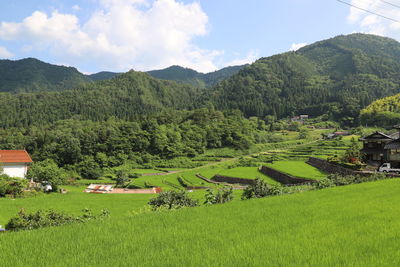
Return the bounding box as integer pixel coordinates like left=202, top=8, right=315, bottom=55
left=0, top=71, right=199, bottom=128
left=147, top=64, right=246, bottom=88
left=206, top=33, right=400, bottom=125
left=360, top=93, right=400, bottom=127
left=89, top=71, right=120, bottom=81
left=0, top=58, right=91, bottom=92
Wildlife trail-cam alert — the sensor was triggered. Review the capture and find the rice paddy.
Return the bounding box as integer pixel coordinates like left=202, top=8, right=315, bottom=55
left=1, top=179, right=400, bottom=266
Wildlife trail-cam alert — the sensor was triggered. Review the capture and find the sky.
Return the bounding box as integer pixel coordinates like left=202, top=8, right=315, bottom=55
left=0, top=0, right=399, bottom=73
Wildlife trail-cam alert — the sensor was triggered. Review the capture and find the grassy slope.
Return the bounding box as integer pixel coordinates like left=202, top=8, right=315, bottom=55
left=265, top=161, right=327, bottom=180
left=1, top=179, right=400, bottom=266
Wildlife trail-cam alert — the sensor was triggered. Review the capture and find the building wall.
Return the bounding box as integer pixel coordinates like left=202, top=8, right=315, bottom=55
left=1, top=163, right=28, bottom=178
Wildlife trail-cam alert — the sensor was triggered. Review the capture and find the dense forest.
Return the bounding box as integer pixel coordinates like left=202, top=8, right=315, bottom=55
left=0, top=109, right=257, bottom=178
left=206, top=34, right=400, bottom=126
left=2, top=33, right=400, bottom=129
left=360, top=93, right=400, bottom=127
left=148, top=65, right=246, bottom=88
left=0, top=58, right=91, bottom=93
left=0, top=71, right=200, bottom=128
left=0, top=58, right=244, bottom=93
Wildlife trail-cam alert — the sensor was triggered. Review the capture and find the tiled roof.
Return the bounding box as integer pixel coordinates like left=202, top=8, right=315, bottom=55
left=0, top=150, right=33, bottom=163
left=385, top=140, right=400, bottom=150
left=359, top=131, right=393, bottom=141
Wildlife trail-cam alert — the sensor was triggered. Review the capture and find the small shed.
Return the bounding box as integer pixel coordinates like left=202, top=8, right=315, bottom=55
left=0, top=150, right=33, bottom=178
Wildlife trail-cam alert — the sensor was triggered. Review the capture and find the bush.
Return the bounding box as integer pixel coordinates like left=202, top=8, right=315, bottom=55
left=204, top=187, right=233, bottom=205
left=76, top=156, right=103, bottom=180
left=0, top=175, right=28, bottom=198
left=314, top=178, right=335, bottom=189
left=148, top=191, right=198, bottom=210
left=5, top=208, right=109, bottom=231
left=27, top=159, right=67, bottom=191
left=241, top=178, right=283, bottom=200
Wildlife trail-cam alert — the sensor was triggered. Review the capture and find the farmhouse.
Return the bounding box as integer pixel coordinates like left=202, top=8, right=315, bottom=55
left=360, top=125, right=400, bottom=166
left=0, top=150, right=33, bottom=178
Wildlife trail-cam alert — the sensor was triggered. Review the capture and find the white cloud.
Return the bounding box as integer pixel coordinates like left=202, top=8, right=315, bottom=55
left=346, top=0, right=400, bottom=37
left=72, top=5, right=81, bottom=11
left=0, top=46, right=13, bottom=58
left=0, top=0, right=220, bottom=72
left=289, top=43, right=307, bottom=51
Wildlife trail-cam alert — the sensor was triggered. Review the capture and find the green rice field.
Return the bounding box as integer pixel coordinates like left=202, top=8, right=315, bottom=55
left=1, top=179, right=400, bottom=266
left=266, top=160, right=327, bottom=180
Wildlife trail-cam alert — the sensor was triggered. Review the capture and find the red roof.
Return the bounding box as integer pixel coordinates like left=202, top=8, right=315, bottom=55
left=0, top=150, right=33, bottom=163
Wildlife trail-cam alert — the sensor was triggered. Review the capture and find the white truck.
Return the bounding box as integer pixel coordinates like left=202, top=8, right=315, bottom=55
left=378, top=163, right=400, bottom=173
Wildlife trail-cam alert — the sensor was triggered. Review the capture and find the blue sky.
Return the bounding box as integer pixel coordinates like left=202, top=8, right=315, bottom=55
left=0, top=0, right=398, bottom=73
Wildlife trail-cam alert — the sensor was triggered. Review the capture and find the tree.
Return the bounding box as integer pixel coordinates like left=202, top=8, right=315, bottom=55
left=342, top=137, right=361, bottom=163
left=26, top=159, right=67, bottom=190
left=148, top=191, right=198, bottom=210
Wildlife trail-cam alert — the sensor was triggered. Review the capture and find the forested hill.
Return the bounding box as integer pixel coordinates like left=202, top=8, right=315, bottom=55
left=147, top=65, right=246, bottom=88
left=0, top=71, right=199, bottom=128
left=88, top=71, right=121, bottom=81
left=360, top=93, right=400, bottom=127
left=0, top=58, right=91, bottom=92
left=206, top=33, right=400, bottom=125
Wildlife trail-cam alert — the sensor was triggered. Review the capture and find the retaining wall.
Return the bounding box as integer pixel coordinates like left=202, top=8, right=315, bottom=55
left=306, top=157, right=400, bottom=177
left=259, top=166, right=315, bottom=185
left=212, top=175, right=255, bottom=185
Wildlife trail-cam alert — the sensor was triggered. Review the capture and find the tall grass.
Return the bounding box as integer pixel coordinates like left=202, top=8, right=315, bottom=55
left=1, top=179, right=400, bottom=266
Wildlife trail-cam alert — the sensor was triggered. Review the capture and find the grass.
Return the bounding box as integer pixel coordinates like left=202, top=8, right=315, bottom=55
left=266, top=160, right=327, bottom=180
left=217, top=167, right=279, bottom=184
left=1, top=179, right=400, bottom=266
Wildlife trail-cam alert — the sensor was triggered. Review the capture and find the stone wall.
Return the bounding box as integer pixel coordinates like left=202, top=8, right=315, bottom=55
left=306, top=157, right=362, bottom=176
left=259, top=166, right=315, bottom=185
left=212, top=175, right=255, bottom=185
left=306, top=157, right=400, bottom=177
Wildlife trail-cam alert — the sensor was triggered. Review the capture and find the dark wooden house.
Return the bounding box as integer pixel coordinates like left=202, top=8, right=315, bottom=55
left=384, top=125, right=400, bottom=168
left=360, top=132, right=393, bottom=162
left=360, top=125, right=400, bottom=166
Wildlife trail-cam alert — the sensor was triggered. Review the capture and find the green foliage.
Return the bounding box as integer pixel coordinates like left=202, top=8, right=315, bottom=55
left=204, top=187, right=233, bottom=205
left=0, top=58, right=91, bottom=93
left=314, top=178, right=335, bottom=189
left=206, top=34, right=400, bottom=126
left=5, top=208, right=109, bottom=231
left=0, top=71, right=199, bottom=128
left=77, top=156, right=103, bottom=180
left=360, top=93, right=400, bottom=127
left=0, top=175, right=28, bottom=198
left=115, top=170, right=130, bottom=188
left=342, top=137, right=361, bottom=164
left=148, top=65, right=246, bottom=88
left=241, top=178, right=283, bottom=199
left=148, top=191, right=198, bottom=210
left=27, top=159, right=67, bottom=189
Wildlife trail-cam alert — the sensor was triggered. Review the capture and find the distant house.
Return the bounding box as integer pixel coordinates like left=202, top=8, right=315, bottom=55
left=360, top=125, right=400, bottom=166
left=291, top=115, right=309, bottom=124
left=0, top=150, right=33, bottom=178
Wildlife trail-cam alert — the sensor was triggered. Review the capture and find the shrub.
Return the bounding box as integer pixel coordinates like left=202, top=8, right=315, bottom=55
left=0, top=175, right=28, bottom=198
left=115, top=170, right=130, bottom=188
left=204, top=187, right=233, bottom=205
left=76, top=156, right=103, bottom=180
left=27, top=159, right=67, bottom=191
left=242, top=178, right=283, bottom=200
left=314, top=178, right=335, bottom=189
left=148, top=191, right=198, bottom=210
left=5, top=208, right=109, bottom=231
left=177, top=176, right=188, bottom=188
left=328, top=174, right=357, bottom=186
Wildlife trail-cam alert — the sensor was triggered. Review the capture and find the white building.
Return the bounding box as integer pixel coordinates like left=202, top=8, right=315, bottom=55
left=0, top=150, right=33, bottom=178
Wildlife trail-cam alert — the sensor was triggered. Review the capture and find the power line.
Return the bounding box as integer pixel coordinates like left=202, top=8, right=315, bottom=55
left=336, top=0, right=400, bottom=23
left=380, top=0, right=400, bottom=9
